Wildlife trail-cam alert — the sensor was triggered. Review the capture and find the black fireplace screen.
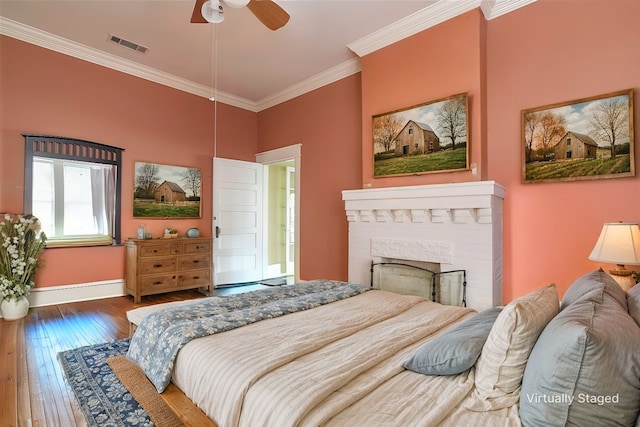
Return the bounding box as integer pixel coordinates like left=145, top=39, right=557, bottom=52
left=370, top=261, right=467, bottom=307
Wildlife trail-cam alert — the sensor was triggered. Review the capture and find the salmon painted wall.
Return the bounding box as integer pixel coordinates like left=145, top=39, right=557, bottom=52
left=361, top=9, right=486, bottom=188
left=0, top=36, right=257, bottom=288
left=256, top=76, right=362, bottom=280
left=360, top=0, right=639, bottom=302
left=2, top=0, right=638, bottom=300
left=485, top=0, right=640, bottom=300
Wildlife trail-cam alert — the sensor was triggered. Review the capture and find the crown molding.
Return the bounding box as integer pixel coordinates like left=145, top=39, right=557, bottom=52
left=480, top=0, right=537, bottom=20
left=0, top=17, right=257, bottom=111
left=255, top=58, right=361, bottom=111
left=0, top=16, right=358, bottom=113
left=348, top=0, right=481, bottom=57
left=348, top=0, right=536, bottom=57
left=2, top=0, right=534, bottom=112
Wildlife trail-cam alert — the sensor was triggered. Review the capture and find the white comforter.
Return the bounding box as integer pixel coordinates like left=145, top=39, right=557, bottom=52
left=171, top=290, right=521, bottom=427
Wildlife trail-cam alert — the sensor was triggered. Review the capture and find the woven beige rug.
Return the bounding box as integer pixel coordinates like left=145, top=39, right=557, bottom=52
left=106, top=355, right=184, bottom=427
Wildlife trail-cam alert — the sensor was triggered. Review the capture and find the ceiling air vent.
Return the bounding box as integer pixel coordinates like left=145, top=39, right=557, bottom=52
left=108, top=34, right=148, bottom=53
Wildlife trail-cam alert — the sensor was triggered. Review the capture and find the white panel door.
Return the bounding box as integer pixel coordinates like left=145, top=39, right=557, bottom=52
left=213, top=157, right=263, bottom=285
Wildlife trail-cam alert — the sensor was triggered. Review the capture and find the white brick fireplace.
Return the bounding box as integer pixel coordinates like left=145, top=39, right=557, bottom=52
left=342, top=181, right=506, bottom=311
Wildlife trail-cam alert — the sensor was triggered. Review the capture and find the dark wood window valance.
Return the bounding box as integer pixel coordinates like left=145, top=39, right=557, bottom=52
left=23, top=134, right=124, bottom=244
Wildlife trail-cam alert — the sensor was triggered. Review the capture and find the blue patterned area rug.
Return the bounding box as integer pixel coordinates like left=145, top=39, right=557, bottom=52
left=58, top=339, right=181, bottom=427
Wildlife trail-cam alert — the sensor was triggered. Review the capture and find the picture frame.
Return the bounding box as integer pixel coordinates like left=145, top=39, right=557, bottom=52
left=372, top=93, right=469, bottom=177
left=522, top=89, right=635, bottom=183
left=133, top=162, right=202, bottom=218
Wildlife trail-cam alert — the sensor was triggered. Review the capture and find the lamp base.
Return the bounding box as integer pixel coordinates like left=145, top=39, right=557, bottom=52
left=608, top=267, right=637, bottom=292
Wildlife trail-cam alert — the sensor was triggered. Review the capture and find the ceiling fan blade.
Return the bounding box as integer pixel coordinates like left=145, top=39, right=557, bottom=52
left=191, top=0, right=208, bottom=23
left=247, top=0, right=290, bottom=31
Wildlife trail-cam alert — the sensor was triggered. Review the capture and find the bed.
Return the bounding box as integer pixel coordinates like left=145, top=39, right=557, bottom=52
left=126, top=267, right=640, bottom=427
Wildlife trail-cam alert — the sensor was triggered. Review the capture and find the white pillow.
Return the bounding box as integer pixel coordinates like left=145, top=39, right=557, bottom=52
left=474, top=284, right=559, bottom=406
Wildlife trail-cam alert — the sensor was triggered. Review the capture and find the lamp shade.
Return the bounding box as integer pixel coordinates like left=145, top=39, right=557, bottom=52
left=588, top=222, right=640, bottom=265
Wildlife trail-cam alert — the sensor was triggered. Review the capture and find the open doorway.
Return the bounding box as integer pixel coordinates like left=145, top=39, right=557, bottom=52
left=257, top=144, right=300, bottom=285
left=263, top=161, right=295, bottom=283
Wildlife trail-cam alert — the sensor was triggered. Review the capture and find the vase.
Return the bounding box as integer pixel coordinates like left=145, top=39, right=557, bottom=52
left=1, top=296, right=30, bottom=320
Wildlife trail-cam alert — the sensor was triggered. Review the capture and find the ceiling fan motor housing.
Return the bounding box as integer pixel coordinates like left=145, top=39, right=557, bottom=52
left=193, top=0, right=290, bottom=30
left=202, top=0, right=224, bottom=23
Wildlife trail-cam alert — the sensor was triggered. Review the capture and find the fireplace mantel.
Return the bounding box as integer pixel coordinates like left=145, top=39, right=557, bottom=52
left=343, top=181, right=505, bottom=310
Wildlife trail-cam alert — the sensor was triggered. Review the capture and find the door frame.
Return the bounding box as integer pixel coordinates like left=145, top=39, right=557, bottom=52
left=285, top=165, right=295, bottom=276
left=256, top=144, right=301, bottom=283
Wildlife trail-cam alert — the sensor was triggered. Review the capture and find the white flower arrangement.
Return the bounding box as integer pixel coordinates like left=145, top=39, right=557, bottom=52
left=0, top=213, right=47, bottom=301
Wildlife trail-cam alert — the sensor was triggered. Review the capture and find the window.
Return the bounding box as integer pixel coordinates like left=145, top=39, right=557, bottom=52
left=23, top=135, right=123, bottom=247
left=567, top=138, right=571, bottom=145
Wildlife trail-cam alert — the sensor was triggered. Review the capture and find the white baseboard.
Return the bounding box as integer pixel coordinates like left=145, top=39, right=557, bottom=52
left=28, top=279, right=126, bottom=308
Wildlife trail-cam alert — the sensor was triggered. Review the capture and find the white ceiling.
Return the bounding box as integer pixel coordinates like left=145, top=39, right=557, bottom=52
left=0, top=0, right=534, bottom=111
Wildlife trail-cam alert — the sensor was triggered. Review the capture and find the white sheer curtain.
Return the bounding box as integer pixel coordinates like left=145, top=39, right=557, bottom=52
left=90, top=165, right=116, bottom=238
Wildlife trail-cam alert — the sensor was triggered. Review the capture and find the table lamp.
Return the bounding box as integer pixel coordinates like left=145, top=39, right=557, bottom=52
left=588, top=222, right=640, bottom=291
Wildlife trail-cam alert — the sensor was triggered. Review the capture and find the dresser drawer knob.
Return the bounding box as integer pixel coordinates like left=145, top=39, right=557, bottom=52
left=154, top=263, right=163, bottom=268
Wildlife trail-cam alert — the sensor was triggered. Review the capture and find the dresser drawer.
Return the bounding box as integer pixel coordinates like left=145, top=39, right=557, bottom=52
left=140, top=245, right=171, bottom=257
left=178, top=270, right=210, bottom=287
left=178, top=254, right=210, bottom=271
left=140, top=274, right=177, bottom=291
left=140, top=257, right=177, bottom=275
left=184, top=242, right=210, bottom=254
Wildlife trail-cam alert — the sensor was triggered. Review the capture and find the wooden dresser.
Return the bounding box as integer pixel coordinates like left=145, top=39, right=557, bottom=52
left=125, top=237, right=213, bottom=303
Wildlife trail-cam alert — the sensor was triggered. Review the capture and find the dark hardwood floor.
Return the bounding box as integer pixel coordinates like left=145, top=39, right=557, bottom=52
left=0, top=284, right=266, bottom=427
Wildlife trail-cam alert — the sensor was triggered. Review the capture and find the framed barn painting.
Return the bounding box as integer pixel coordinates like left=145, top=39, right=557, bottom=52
left=522, top=89, right=635, bottom=183
left=133, top=162, right=202, bottom=218
left=372, top=93, right=469, bottom=177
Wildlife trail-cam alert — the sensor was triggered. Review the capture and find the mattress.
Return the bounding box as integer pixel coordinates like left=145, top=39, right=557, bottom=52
left=169, top=290, right=521, bottom=426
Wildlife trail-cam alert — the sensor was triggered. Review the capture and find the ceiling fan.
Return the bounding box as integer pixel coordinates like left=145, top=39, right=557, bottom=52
left=191, top=0, right=290, bottom=30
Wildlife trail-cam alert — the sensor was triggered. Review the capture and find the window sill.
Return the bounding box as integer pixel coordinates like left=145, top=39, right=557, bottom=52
left=45, top=236, right=116, bottom=248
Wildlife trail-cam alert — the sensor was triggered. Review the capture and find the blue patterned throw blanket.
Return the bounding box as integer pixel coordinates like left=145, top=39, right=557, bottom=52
left=127, top=280, right=369, bottom=392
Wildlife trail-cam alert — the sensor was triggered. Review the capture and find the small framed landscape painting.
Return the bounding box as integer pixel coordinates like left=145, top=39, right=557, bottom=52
left=522, top=89, right=635, bottom=183
left=372, top=93, right=469, bottom=178
left=133, top=162, right=202, bottom=218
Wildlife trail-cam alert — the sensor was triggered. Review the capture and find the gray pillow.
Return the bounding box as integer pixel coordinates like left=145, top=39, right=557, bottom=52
left=404, top=307, right=502, bottom=376
left=628, top=282, right=640, bottom=328
left=520, top=293, right=640, bottom=427
left=561, top=269, right=627, bottom=310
